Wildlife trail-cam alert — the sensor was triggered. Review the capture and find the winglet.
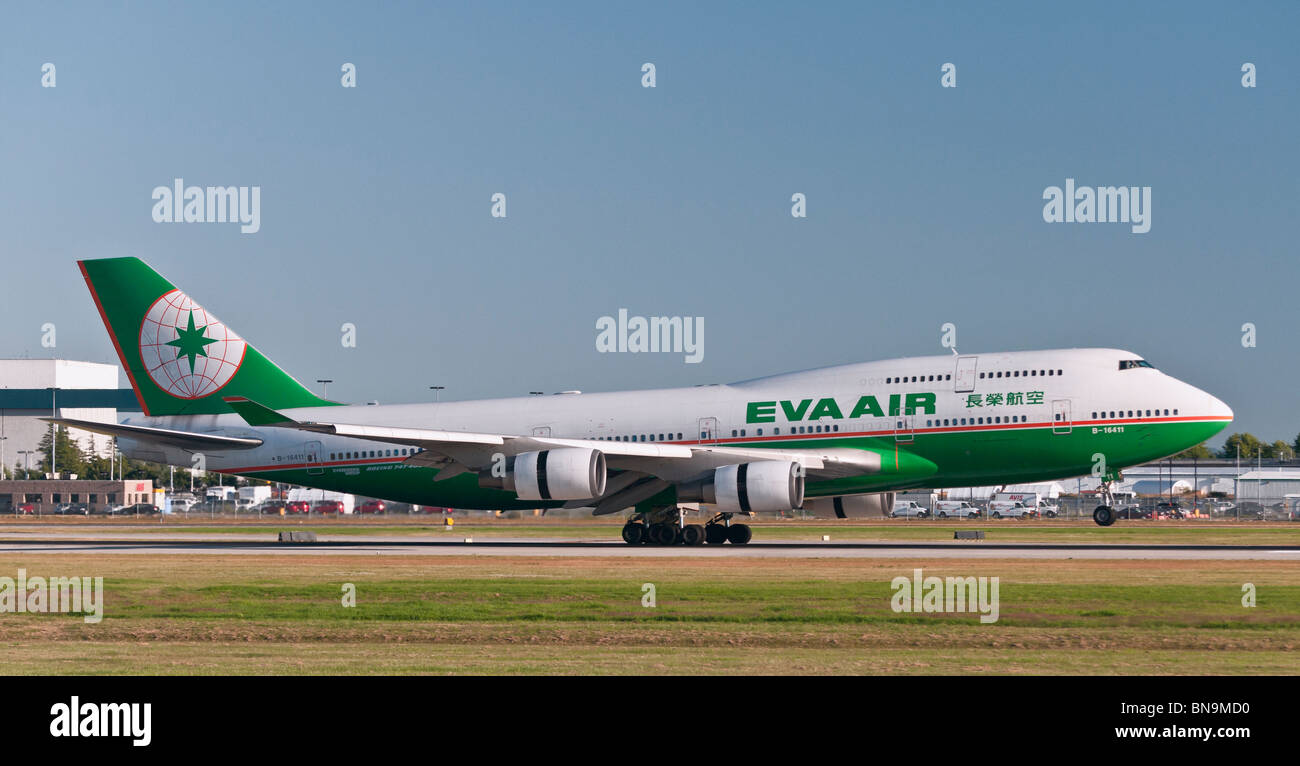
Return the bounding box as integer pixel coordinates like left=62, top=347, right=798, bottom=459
left=223, top=396, right=296, bottom=427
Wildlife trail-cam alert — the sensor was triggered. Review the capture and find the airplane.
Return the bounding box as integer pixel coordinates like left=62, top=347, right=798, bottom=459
left=54, top=257, right=1233, bottom=544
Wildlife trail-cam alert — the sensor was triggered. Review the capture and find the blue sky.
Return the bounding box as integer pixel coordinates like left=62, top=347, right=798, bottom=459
left=1, top=1, right=1296, bottom=445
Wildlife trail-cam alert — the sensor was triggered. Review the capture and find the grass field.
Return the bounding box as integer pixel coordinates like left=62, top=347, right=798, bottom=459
left=0, top=552, right=1296, bottom=675
left=5, top=516, right=1300, bottom=545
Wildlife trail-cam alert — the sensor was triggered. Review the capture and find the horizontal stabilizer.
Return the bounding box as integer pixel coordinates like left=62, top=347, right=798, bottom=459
left=43, top=417, right=263, bottom=451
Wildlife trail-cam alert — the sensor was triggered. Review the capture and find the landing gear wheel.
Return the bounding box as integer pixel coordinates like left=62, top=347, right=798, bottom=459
left=621, top=523, right=646, bottom=545
left=651, top=523, right=682, bottom=545
left=726, top=523, right=752, bottom=545
left=705, top=524, right=728, bottom=545
left=681, top=524, right=705, bottom=546
left=1093, top=505, right=1116, bottom=527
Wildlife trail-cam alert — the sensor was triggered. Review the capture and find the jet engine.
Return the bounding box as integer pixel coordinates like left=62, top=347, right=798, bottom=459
left=678, top=461, right=805, bottom=513
left=801, top=492, right=895, bottom=519
left=479, top=448, right=607, bottom=501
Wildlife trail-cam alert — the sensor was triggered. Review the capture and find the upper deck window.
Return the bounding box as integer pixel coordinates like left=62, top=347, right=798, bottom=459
left=1119, top=359, right=1154, bottom=370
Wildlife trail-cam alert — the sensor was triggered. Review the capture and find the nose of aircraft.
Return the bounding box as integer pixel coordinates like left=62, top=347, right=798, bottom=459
left=1206, top=392, right=1234, bottom=422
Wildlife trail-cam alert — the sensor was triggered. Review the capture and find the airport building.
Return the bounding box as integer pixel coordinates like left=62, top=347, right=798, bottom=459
left=0, top=478, right=155, bottom=513
left=0, top=359, right=139, bottom=479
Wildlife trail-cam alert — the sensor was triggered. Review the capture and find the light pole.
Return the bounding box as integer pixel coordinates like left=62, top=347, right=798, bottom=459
left=18, top=450, right=33, bottom=478
left=317, top=379, right=333, bottom=399
left=429, top=386, right=444, bottom=402
left=49, top=387, right=57, bottom=478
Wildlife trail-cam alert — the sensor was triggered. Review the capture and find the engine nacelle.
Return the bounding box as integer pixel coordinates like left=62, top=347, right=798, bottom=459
left=680, top=461, right=804, bottom=513
left=480, top=448, right=607, bottom=501
left=802, top=492, right=895, bottom=519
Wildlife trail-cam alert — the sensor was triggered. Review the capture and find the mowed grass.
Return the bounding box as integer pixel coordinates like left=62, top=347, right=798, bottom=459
left=5, top=517, right=1300, bottom=546
left=0, top=554, right=1296, bottom=674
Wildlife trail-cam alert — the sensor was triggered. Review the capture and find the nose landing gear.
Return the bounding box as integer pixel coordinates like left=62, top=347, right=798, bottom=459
left=1093, top=478, right=1118, bottom=527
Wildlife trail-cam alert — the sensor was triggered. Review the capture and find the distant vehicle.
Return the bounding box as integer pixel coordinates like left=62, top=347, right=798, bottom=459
left=259, top=501, right=287, bottom=515
left=1233, top=501, right=1268, bottom=519
left=13, top=503, right=35, bottom=515
left=1154, top=501, right=1187, bottom=519
left=93, top=505, right=131, bottom=516
left=933, top=500, right=980, bottom=519
left=123, top=503, right=160, bottom=515
left=1118, top=506, right=1154, bottom=520
left=890, top=501, right=929, bottom=518
left=1039, top=503, right=1060, bottom=518
left=313, top=500, right=345, bottom=514
left=57, top=503, right=90, bottom=516
left=286, top=501, right=311, bottom=515
left=988, top=501, right=1037, bottom=519
left=357, top=500, right=386, bottom=515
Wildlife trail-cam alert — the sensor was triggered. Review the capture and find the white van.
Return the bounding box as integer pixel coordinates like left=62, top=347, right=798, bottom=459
left=890, top=500, right=930, bottom=518
left=987, top=500, right=1037, bottom=519
left=933, top=500, right=981, bottom=519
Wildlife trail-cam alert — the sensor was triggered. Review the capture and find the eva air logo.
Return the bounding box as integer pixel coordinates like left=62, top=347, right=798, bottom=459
left=138, top=289, right=246, bottom=399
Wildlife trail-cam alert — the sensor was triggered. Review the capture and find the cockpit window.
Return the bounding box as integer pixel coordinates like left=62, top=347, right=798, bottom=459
left=1119, top=359, right=1154, bottom=370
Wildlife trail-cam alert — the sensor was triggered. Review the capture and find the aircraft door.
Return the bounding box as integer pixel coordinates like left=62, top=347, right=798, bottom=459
left=1052, top=400, right=1072, bottom=434
left=698, top=417, right=719, bottom=444
left=894, top=415, right=914, bottom=443
left=306, top=441, right=323, bottom=475
left=954, top=356, right=978, bottom=393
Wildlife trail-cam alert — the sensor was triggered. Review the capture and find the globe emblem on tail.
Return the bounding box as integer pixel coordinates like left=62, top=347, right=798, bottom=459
left=139, top=290, right=246, bottom=399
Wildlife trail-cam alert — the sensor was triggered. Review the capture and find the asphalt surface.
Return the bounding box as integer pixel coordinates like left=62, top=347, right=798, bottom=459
left=0, top=531, right=1297, bottom=559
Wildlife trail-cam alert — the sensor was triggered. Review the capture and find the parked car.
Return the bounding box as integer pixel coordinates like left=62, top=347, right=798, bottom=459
left=313, top=500, right=345, bottom=514
left=123, top=503, right=160, bottom=515
left=357, top=500, right=386, bottom=515
left=1118, top=505, right=1154, bottom=520
left=13, top=503, right=36, bottom=515
left=259, top=502, right=288, bottom=515
left=285, top=501, right=311, bottom=515
left=92, top=504, right=131, bottom=515
left=56, top=503, right=90, bottom=516
left=890, top=501, right=930, bottom=518
left=1039, top=503, right=1060, bottom=518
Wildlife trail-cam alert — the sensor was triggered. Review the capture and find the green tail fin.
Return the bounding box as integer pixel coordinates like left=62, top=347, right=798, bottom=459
left=79, top=257, right=337, bottom=416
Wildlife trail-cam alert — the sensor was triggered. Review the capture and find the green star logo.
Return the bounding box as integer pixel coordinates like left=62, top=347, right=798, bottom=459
left=166, top=311, right=218, bottom=374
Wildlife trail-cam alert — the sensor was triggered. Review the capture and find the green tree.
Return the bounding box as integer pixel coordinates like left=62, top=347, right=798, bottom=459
left=1173, top=442, right=1213, bottom=459
left=1219, top=433, right=1263, bottom=460
left=36, top=426, right=87, bottom=478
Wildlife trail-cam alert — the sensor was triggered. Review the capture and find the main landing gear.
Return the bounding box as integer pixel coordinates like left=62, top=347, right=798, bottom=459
left=621, top=508, right=752, bottom=546
left=1092, top=478, right=1118, bottom=527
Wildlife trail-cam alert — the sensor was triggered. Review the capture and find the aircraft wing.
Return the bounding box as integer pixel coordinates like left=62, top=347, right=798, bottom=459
left=222, top=397, right=891, bottom=486
left=43, top=417, right=264, bottom=451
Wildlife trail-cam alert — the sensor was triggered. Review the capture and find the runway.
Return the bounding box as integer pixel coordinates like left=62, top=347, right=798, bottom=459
left=1, top=533, right=1297, bottom=559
